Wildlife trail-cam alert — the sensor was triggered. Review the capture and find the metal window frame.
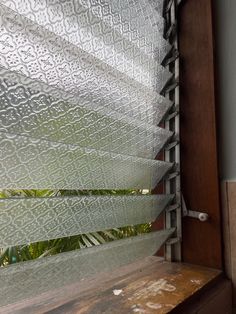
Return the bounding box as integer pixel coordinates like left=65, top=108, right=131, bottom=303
left=162, top=0, right=182, bottom=262
left=161, top=0, right=222, bottom=267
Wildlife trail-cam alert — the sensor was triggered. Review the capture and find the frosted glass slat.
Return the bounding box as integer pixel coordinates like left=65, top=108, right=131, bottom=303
left=0, top=4, right=171, bottom=100
left=1, top=0, right=168, bottom=65
left=9, top=0, right=167, bottom=70
left=90, top=0, right=169, bottom=60
left=0, top=66, right=171, bottom=128
left=0, top=68, right=172, bottom=159
left=0, top=229, right=175, bottom=307
left=147, top=0, right=165, bottom=15
left=0, top=195, right=173, bottom=247
left=0, top=132, right=172, bottom=189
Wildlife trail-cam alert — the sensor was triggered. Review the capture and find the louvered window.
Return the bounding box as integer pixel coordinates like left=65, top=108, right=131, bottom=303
left=0, top=0, right=180, bottom=305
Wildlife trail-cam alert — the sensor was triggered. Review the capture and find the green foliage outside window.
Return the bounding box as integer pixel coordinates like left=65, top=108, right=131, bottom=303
left=0, top=189, right=151, bottom=266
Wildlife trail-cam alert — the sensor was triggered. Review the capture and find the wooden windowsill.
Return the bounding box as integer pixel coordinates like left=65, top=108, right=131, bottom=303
left=0, top=256, right=223, bottom=314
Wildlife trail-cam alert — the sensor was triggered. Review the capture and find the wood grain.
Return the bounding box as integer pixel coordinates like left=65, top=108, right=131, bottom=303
left=179, top=0, right=222, bottom=268
left=0, top=257, right=221, bottom=314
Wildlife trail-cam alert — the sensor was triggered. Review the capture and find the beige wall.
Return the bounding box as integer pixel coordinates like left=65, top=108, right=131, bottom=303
left=215, top=0, right=236, bottom=309
left=222, top=182, right=236, bottom=310
left=215, top=0, right=236, bottom=180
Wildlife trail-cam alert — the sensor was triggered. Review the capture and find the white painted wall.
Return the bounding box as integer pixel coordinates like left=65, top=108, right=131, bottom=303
left=215, top=0, right=236, bottom=180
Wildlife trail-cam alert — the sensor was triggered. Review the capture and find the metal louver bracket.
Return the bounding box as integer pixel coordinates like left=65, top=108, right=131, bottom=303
left=163, top=0, right=182, bottom=262
left=182, top=196, right=209, bottom=222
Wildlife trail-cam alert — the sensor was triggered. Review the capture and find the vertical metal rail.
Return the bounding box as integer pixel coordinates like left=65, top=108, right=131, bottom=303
left=162, top=0, right=182, bottom=262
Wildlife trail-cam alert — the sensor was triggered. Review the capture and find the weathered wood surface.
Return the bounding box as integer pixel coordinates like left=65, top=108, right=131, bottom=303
left=179, top=0, right=222, bottom=268
left=0, top=257, right=221, bottom=314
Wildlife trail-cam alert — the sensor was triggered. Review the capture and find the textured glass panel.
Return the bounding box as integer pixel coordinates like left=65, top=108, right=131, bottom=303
left=0, top=4, right=171, bottom=100
left=147, top=0, right=165, bottom=15
left=79, top=0, right=169, bottom=60
left=0, top=229, right=175, bottom=307
left=0, top=68, right=172, bottom=159
left=0, top=5, right=171, bottom=126
left=0, top=132, right=172, bottom=189
left=0, top=195, right=173, bottom=247
left=82, top=0, right=170, bottom=61
left=1, top=0, right=169, bottom=82
left=0, top=67, right=171, bottom=128
left=0, top=0, right=176, bottom=306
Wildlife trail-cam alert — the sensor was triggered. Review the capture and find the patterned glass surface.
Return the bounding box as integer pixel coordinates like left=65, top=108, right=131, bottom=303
left=0, top=195, right=173, bottom=247
left=0, top=132, right=172, bottom=189
left=0, top=0, right=175, bottom=303
left=0, top=4, right=171, bottom=109
left=0, top=0, right=169, bottom=88
left=0, top=229, right=175, bottom=307
left=0, top=0, right=172, bottom=190
left=0, top=67, right=172, bottom=159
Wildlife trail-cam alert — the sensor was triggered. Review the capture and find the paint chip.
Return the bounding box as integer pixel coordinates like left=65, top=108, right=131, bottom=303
left=113, top=289, right=123, bottom=296
left=132, top=305, right=146, bottom=313
left=129, top=278, right=176, bottom=300
left=146, top=302, right=162, bottom=309
left=190, top=279, right=202, bottom=285
left=133, top=309, right=146, bottom=313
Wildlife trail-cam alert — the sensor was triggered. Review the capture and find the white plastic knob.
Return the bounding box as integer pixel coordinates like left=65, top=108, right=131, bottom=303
left=198, top=213, right=209, bottom=222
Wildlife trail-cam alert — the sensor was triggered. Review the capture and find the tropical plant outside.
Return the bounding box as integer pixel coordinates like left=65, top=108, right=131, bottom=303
left=0, top=189, right=151, bottom=266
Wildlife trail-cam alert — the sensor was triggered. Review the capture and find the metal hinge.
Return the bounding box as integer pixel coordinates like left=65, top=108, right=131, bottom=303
left=166, top=236, right=181, bottom=245
left=182, top=195, right=209, bottom=222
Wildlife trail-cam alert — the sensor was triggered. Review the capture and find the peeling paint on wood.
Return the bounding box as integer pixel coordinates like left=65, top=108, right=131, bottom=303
left=127, top=279, right=176, bottom=300
left=1, top=256, right=221, bottom=314
left=113, top=289, right=123, bottom=296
